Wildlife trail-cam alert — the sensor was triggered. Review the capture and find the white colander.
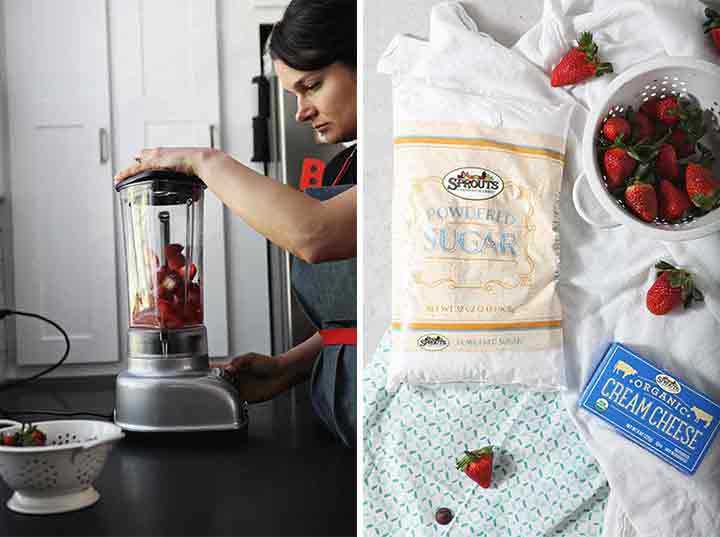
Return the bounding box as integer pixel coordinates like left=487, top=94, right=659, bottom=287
left=575, top=57, right=720, bottom=240
left=0, top=419, right=124, bottom=514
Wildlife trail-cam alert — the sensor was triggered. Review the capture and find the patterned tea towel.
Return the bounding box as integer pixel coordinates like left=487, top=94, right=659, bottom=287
left=364, top=331, right=609, bottom=536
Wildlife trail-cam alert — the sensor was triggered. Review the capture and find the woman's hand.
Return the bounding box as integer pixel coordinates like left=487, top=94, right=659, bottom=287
left=225, top=334, right=323, bottom=403
left=113, top=147, right=218, bottom=183
left=225, top=352, right=291, bottom=403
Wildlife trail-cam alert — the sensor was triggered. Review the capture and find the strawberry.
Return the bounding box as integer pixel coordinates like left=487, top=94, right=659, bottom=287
left=167, top=253, right=186, bottom=272
left=658, top=179, right=691, bottom=221
left=685, top=163, right=720, bottom=210
left=1, top=432, right=16, bottom=446
left=602, top=117, right=631, bottom=142
left=704, top=8, right=720, bottom=52
left=186, top=282, right=202, bottom=305
left=656, top=97, right=680, bottom=126
left=2, top=424, right=48, bottom=447
left=603, top=147, right=637, bottom=188
left=624, top=182, right=658, bottom=222
left=29, top=429, right=47, bottom=447
left=639, top=98, right=660, bottom=119
left=669, top=128, right=695, bottom=158
left=631, top=112, right=655, bottom=142
left=132, top=309, right=157, bottom=327
left=655, top=144, right=679, bottom=182
left=456, top=446, right=493, bottom=488
left=646, top=261, right=703, bottom=315
left=178, top=263, right=197, bottom=281
left=166, top=244, right=184, bottom=257
left=158, top=298, right=184, bottom=328
left=156, top=268, right=182, bottom=299
left=551, top=32, right=613, bottom=87
left=182, top=303, right=203, bottom=325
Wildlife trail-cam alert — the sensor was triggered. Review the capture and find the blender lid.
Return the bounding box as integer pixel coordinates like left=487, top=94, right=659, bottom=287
left=115, top=169, right=207, bottom=193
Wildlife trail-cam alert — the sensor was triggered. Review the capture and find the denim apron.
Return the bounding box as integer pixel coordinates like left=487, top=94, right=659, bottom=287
left=291, top=184, right=356, bottom=448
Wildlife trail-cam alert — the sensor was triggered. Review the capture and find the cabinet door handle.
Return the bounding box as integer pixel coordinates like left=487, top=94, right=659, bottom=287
left=99, top=128, right=109, bottom=164
left=209, top=124, right=216, bottom=149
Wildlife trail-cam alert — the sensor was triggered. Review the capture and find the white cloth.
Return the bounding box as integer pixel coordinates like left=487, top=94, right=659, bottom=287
left=507, top=1, right=720, bottom=536
left=406, top=2, right=720, bottom=536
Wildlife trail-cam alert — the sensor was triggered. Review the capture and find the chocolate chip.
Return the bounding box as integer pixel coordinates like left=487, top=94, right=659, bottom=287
left=435, top=507, right=453, bottom=525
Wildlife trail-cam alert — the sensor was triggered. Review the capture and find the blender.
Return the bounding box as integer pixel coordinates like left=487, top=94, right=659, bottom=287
left=114, top=170, right=247, bottom=432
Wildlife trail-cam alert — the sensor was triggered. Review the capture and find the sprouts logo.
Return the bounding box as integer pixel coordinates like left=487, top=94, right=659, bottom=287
left=656, top=374, right=681, bottom=395
left=417, top=334, right=449, bottom=351
left=442, top=167, right=504, bottom=201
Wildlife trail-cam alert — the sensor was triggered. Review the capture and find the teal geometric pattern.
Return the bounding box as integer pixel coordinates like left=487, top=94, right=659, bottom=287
left=364, top=331, right=609, bottom=536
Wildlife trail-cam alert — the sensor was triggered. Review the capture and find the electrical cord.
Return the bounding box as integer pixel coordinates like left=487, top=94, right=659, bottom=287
left=0, top=308, right=113, bottom=422
left=0, top=309, right=71, bottom=390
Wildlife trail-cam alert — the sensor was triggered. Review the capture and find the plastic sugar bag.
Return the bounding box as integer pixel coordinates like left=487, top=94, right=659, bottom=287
left=379, top=24, right=575, bottom=391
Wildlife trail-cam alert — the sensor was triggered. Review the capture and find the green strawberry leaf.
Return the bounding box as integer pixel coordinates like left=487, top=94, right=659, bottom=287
left=692, top=192, right=719, bottom=211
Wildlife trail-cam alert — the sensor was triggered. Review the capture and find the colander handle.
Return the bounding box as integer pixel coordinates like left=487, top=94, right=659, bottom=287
left=81, top=431, right=125, bottom=451
left=572, top=173, right=622, bottom=229
left=0, top=419, right=20, bottom=430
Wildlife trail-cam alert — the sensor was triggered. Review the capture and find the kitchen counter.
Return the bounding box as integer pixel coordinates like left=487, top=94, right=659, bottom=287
left=0, top=376, right=356, bottom=536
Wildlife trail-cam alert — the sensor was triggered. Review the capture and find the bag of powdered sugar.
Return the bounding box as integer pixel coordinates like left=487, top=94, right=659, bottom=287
left=379, top=18, right=574, bottom=391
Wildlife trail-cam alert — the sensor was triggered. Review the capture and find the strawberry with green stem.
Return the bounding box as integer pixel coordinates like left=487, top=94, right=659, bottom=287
left=685, top=162, right=720, bottom=211
left=602, top=134, right=638, bottom=188
left=551, top=32, right=613, bottom=87
left=655, top=144, right=679, bottom=182
left=629, top=110, right=656, bottom=142
left=456, top=446, right=493, bottom=488
left=625, top=181, right=658, bottom=222
left=656, top=97, right=707, bottom=140
left=1, top=423, right=47, bottom=447
left=669, top=128, right=695, bottom=159
left=640, top=98, right=660, bottom=119
left=656, top=97, right=681, bottom=126
left=602, top=117, right=631, bottom=142
left=646, top=261, right=703, bottom=315
left=704, top=8, right=720, bottom=51
left=658, top=179, right=691, bottom=221
left=602, top=131, right=669, bottom=189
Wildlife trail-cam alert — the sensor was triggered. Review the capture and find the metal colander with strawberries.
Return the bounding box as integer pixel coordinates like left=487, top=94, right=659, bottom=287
left=576, top=57, right=720, bottom=240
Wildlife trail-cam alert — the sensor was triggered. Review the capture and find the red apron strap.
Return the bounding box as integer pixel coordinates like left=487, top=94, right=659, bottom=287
left=330, top=146, right=357, bottom=186
left=319, top=327, right=357, bottom=346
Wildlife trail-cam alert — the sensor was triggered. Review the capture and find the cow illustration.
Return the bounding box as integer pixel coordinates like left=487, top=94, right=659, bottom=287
left=690, top=406, right=714, bottom=429
left=613, top=360, right=637, bottom=378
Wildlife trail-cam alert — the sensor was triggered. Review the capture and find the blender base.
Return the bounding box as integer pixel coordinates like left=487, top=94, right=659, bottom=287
left=114, top=371, right=248, bottom=433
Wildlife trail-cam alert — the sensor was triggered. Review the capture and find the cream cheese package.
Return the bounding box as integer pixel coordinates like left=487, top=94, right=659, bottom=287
left=379, top=33, right=574, bottom=391
left=579, top=343, right=720, bottom=475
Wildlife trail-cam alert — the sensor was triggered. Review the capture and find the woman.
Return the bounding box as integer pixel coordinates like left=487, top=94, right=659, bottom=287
left=114, top=0, right=357, bottom=447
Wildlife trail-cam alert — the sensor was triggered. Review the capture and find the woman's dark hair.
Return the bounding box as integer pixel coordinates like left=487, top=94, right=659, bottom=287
left=268, top=0, right=356, bottom=71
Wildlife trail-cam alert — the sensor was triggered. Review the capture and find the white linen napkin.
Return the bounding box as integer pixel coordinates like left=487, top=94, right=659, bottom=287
left=420, top=2, right=720, bottom=536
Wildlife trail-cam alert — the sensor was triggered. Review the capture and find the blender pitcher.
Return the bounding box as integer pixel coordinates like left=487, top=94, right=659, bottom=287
left=113, top=170, right=247, bottom=432
left=118, top=170, right=204, bottom=331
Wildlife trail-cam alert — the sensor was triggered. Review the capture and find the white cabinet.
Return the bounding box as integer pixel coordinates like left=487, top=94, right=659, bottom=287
left=3, top=0, right=230, bottom=365
left=4, top=0, right=119, bottom=366
left=251, top=0, right=289, bottom=8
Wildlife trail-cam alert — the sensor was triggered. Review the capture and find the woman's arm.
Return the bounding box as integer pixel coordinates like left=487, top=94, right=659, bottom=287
left=115, top=147, right=356, bottom=263
left=196, top=149, right=356, bottom=263
left=225, top=332, right=323, bottom=403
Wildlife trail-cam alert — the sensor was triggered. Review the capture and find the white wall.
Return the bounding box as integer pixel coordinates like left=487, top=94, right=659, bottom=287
left=0, top=1, right=280, bottom=380
left=363, top=0, right=543, bottom=357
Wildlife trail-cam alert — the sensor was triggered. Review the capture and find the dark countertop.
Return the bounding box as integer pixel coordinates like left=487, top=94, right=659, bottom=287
left=0, top=376, right=356, bottom=536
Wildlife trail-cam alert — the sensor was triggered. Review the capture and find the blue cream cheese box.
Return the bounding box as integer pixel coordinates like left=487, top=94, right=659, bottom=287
left=578, top=342, right=720, bottom=475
